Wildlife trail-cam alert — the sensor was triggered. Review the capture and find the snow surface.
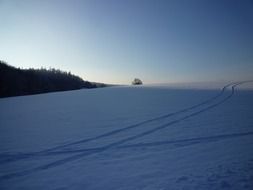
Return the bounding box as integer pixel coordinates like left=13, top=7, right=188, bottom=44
left=0, top=81, right=253, bottom=189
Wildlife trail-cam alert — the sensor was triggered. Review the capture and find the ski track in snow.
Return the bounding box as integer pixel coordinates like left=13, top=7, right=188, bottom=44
left=0, top=82, right=234, bottom=163
left=0, top=81, right=253, bottom=181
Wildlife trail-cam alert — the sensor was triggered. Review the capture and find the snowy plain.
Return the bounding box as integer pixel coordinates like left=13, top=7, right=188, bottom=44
left=0, top=81, right=253, bottom=190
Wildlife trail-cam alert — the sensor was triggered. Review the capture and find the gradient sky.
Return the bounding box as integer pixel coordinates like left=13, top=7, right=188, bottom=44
left=0, top=0, right=253, bottom=84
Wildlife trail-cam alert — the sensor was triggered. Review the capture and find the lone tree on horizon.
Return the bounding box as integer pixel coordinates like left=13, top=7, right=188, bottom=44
left=132, top=78, right=143, bottom=85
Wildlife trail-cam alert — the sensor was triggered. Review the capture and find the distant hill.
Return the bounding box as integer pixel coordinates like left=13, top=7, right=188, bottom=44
left=0, top=61, right=107, bottom=98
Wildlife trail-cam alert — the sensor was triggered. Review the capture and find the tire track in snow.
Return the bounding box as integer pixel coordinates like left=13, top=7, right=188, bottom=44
left=116, top=131, right=253, bottom=150
left=0, top=82, right=234, bottom=164
left=2, top=130, right=253, bottom=181
left=1, top=81, right=251, bottom=181
left=40, top=83, right=232, bottom=153
left=43, top=130, right=253, bottom=154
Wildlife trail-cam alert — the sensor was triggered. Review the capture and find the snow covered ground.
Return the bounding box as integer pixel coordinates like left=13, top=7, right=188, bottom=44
left=0, top=81, right=253, bottom=190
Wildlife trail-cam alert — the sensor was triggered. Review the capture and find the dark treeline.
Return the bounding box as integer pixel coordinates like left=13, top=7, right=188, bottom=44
left=0, top=61, right=106, bottom=98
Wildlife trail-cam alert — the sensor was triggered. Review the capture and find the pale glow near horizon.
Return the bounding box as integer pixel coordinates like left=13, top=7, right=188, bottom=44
left=0, top=0, right=253, bottom=84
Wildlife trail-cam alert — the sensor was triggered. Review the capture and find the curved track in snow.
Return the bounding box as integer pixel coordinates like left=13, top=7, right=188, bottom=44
left=39, top=82, right=233, bottom=153
left=0, top=82, right=234, bottom=163
left=0, top=81, right=253, bottom=181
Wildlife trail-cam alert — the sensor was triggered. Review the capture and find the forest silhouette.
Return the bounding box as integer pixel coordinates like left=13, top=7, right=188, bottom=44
left=0, top=61, right=106, bottom=98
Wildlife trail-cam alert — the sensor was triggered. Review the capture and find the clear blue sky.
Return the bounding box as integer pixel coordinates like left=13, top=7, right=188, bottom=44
left=0, top=0, right=253, bottom=84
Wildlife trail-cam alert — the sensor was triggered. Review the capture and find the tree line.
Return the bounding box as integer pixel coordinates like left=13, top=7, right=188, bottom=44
left=0, top=60, right=106, bottom=98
